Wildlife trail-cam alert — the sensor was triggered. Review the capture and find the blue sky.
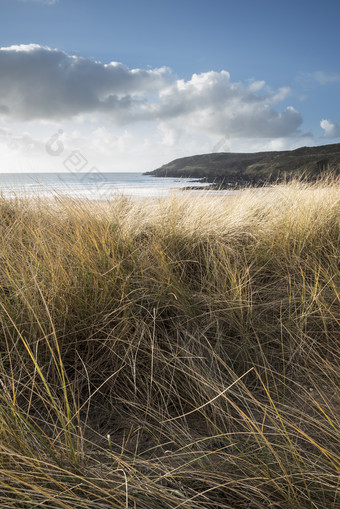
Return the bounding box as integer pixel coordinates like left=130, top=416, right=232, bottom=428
left=0, top=0, right=339, bottom=172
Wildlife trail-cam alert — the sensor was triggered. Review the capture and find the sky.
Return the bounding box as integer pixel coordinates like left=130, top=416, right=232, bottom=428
left=0, top=0, right=339, bottom=173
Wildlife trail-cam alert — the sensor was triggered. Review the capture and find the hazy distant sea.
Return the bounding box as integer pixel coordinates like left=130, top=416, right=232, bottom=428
left=0, top=172, right=209, bottom=200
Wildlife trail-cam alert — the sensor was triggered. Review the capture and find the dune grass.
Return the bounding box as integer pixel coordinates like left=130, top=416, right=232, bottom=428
left=0, top=177, right=339, bottom=508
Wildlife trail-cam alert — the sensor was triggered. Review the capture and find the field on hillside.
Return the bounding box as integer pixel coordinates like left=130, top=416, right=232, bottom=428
left=0, top=178, right=339, bottom=508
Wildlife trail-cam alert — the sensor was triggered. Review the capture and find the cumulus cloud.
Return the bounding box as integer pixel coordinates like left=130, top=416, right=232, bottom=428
left=0, top=44, right=171, bottom=122
left=146, top=71, right=302, bottom=138
left=0, top=44, right=303, bottom=140
left=320, top=119, right=340, bottom=138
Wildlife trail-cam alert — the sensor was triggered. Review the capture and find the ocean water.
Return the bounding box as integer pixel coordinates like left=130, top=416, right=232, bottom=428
left=0, top=172, right=209, bottom=200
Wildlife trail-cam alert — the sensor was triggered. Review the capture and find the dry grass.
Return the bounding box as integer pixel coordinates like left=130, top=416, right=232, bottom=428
left=0, top=177, right=339, bottom=508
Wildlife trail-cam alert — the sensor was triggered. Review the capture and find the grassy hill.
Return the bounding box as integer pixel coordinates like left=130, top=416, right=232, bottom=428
left=145, top=142, right=340, bottom=186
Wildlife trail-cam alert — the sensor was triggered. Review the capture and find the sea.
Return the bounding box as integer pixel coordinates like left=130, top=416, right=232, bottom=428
left=0, top=172, right=209, bottom=200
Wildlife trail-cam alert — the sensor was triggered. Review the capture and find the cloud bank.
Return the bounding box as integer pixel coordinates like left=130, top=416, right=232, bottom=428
left=151, top=72, right=301, bottom=138
left=0, top=44, right=303, bottom=140
left=0, top=44, right=170, bottom=122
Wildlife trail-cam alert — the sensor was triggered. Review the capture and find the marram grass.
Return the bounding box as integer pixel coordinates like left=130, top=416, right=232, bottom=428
left=0, top=178, right=339, bottom=508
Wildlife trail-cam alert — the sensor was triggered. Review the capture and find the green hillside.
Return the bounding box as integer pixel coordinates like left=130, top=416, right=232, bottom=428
left=145, top=143, right=340, bottom=186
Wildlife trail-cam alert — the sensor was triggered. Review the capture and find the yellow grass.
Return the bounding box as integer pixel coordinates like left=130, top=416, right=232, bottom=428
left=0, top=177, right=339, bottom=508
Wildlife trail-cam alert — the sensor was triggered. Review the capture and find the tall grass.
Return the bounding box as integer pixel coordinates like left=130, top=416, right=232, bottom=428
left=0, top=178, right=339, bottom=508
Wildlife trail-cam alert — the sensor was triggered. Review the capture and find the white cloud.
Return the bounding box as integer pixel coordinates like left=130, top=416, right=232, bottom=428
left=298, top=71, right=340, bottom=87
left=320, top=119, right=340, bottom=138
left=18, top=0, right=59, bottom=5
left=0, top=44, right=171, bottom=122
left=146, top=72, right=301, bottom=138
left=0, top=44, right=303, bottom=141
left=0, top=44, right=319, bottom=173
left=312, top=72, right=340, bottom=85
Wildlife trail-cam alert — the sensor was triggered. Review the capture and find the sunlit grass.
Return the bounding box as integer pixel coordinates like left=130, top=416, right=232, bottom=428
left=0, top=177, right=339, bottom=508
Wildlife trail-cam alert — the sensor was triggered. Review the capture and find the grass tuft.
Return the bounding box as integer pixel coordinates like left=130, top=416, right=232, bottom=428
left=0, top=178, right=339, bottom=507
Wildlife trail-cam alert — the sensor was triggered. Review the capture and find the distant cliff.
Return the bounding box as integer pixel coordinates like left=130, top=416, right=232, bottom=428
left=144, top=143, right=340, bottom=187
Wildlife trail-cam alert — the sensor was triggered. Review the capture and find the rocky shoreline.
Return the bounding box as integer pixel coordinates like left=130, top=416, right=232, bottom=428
left=145, top=143, right=340, bottom=188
